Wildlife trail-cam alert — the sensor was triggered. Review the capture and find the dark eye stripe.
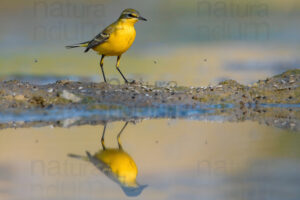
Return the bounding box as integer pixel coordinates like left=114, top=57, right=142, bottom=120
left=128, top=13, right=137, bottom=18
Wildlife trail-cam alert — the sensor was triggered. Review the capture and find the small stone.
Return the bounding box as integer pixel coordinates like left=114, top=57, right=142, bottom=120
left=61, top=90, right=81, bottom=103
left=15, top=95, right=25, bottom=101
left=281, top=121, right=287, bottom=126
left=281, top=79, right=286, bottom=84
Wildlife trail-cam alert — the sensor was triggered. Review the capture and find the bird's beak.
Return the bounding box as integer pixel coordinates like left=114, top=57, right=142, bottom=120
left=138, top=16, right=147, bottom=21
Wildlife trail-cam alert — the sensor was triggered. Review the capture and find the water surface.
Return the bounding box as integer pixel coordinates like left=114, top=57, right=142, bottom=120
left=0, top=119, right=299, bottom=199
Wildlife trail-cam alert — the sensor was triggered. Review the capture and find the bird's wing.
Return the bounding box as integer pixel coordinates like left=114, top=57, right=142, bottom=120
left=84, top=23, right=116, bottom=52
left=86, top=151, right=120, bottom=184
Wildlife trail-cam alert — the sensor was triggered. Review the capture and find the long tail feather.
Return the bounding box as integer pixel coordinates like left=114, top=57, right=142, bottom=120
left=65, top=44, right=80, bottom=49
left=68, top=153, right=89, bottom=161
left=65, top=41, right=89, bottom=49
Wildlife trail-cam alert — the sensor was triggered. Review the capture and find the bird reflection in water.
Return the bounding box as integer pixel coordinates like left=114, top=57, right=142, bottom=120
left=68, top=122, right=147, bottom=197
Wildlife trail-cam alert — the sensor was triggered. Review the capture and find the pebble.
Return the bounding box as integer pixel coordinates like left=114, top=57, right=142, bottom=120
left=290, top=123, right=296, bottom=127
left=61, top=90, right=81, bottom=103
left=281, top=121, right=287, bottom=126
left=15, top=95, right=25, bottom=101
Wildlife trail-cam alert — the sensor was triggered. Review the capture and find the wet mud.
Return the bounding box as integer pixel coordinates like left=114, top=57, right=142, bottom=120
left=0, top=69, right=299, bottom=131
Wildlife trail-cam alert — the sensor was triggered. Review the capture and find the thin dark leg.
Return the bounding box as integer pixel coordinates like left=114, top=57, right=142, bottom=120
left=117, top=122, right=129, bottom=150
left=100, top=55, right=107, bottom=83
left=101, top=123, right=107, bottom=150
left=116, top=55, right=128, bottom=83
left=117, top=68, right=128, bottom=83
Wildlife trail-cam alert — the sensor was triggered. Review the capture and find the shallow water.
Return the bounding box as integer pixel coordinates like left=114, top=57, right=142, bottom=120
left=0, top=119, right=299, bottom=200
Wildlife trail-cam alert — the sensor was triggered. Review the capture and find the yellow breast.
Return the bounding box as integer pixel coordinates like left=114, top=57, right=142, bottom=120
left=93, top=23, right=136, bottom=56
left=96, top=149, right=138, bottom=185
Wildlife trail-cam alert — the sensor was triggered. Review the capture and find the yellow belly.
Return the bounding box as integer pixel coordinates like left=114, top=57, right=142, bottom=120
left=93, top=26, right=136, bottom=56
left=96, top=149, right=138, bottom=184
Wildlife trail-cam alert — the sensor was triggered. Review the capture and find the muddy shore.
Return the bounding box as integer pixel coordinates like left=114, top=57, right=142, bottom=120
left=0, top=69, right=299, bottom=108
left=0, top=69, right=299, bottom=130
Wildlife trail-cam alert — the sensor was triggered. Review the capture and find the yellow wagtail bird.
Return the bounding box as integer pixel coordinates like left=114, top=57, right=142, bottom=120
left=68, top=122, right=147, bottom=197
left=66, top=8, right=147, bottom=83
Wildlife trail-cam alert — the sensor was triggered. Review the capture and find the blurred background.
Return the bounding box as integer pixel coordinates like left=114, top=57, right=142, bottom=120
left=1, top=1, right=300, bottom=199
left=1, top=0, right=300, bottom=86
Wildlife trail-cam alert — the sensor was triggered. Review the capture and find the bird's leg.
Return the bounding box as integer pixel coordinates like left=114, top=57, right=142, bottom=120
left=116, top=55, right=129, bottom=84
left=100, top=55, right=107, bottom=83
left=117, top=122, right=128, bottom=150
left=101, top=123, right=107, bottom=150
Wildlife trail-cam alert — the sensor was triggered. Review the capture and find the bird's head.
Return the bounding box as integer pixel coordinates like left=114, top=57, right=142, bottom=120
left=119, top=8, right=147, bottom=24
left=121, top=183, right=148, bottom=197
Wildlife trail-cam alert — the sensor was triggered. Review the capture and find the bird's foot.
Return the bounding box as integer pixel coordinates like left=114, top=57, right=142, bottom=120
left=127, top=80, right=136, bottom=85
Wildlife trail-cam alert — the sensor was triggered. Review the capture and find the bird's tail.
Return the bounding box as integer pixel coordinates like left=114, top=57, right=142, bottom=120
left=65, top=41, right=89, bottom=49
left=68, top=153, right=89, bottom=161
